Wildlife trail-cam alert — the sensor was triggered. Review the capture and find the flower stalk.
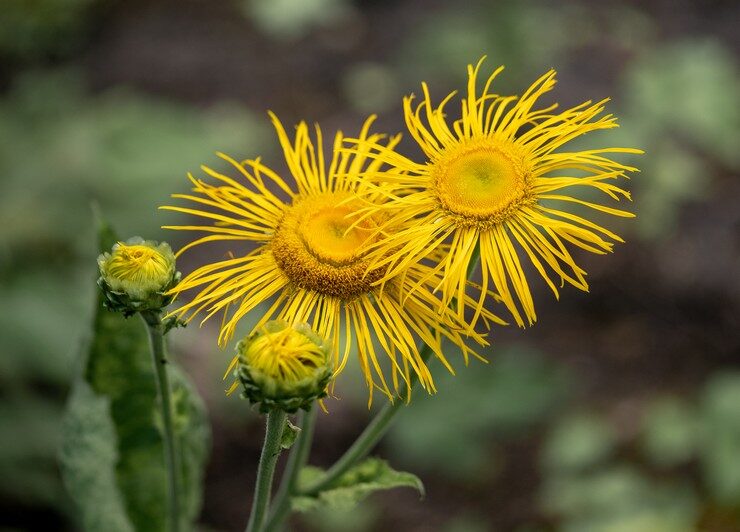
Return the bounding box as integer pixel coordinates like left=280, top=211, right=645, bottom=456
left=141, top=310, right=181, bottom=532
left=246, top=409, right=288, bottom=532
left=264, top=407, right=317, bottom=532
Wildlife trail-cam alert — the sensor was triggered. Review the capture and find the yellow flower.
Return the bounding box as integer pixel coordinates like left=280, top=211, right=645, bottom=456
left=161, top=114, right=499, bottom=403
left=97, top=237, right=179, bottom=314
left=346, top=58, right=642, bottom=327
left=226, top=320, right=333, bottom=413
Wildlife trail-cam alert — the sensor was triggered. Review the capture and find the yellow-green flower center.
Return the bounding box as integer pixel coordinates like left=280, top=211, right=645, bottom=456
left=107, top=244, right=171, bottom=286
left=433, top=140, right=533, bottom=228
left=271, top=192, right=384, bottom=299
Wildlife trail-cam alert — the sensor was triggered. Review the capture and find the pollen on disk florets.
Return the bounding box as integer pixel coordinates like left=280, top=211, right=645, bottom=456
left=432, top=138, right=534, bottom=229
left=233, top=320, right=333, bottom=413
left=271, top=191, right=385, bottom=300
left=97, top=237, right=180, bottom=316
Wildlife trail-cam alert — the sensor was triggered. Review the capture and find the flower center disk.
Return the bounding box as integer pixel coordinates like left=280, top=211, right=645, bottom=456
left=272, top=192, right=383, bottom=299
left=433, top=141, right=532, bottom=227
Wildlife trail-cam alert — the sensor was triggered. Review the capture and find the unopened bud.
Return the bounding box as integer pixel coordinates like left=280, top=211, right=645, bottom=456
left=234, top=320, right=333, bottom=413
left=97, top=237, right=179, bottom=316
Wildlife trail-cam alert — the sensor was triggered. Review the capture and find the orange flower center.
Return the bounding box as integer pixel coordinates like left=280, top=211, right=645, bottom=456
left=271, top=192, right=384, bottom=299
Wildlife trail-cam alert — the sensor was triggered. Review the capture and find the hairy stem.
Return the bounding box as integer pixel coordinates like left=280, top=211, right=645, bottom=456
left=263, top=407, right=317, bottom=532
left=141, top=311, right=181, bottom=532
left=246, top=410, right=287, bottom=532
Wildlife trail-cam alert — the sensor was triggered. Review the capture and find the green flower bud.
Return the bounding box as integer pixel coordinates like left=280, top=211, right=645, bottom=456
left=97, top=237, right=180, bottom=316
left=233, top=320, right=333, bottom=413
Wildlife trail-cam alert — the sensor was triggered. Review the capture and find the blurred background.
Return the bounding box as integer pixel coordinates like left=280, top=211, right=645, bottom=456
left=1, top=0, right=739, bottom=530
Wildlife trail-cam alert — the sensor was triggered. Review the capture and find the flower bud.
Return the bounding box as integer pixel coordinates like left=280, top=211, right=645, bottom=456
left=97, top=237, right=180, bottom=316
left=234, top=320, right=333, bottom=413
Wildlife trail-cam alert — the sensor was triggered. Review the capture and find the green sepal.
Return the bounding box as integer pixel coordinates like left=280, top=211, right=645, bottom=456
left=162, top=316, right=187, bottom=335
left=238, top=364, right=331, bottom=414
left=292, top=458, right=424, bottom=512
left=98, top=271, right=181, bottom=318
left=280, top=418, right=302, bottom=450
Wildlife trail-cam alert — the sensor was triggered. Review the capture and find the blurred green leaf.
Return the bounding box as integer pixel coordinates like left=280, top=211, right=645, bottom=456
left=624, top=40, right=740, bottom=168
left=542, top=413, right=617, bottom=473
left=541, top=466, right=698, bottom=532
left=342, top=62, right=400, bottom=114
left=60, top=221, right=210, bottom=531
left=293, top=458, right=423, bottom=512
left=639, top=396, right=699, bottom=467
left=700, top=372, right=740, bottom=506
left=0, top=69, right=268, bottom=257
left=244, top=0, right=351, bottom=40
left=299, top=501, right=378, bottom=532
left=0, top=0, right=98, bottom=59
left=388, top=346, right=572, bottom=479
left=617, top=39, right=740, bottom=239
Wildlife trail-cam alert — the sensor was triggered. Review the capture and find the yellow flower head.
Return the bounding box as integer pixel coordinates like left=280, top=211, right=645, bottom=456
left=226, top=320, right=333, bottom=413
left=162, top=114, right=500, bottom=404
left=346, top=58, right=642, bottom=327
left=97, top=237, right=178, bottom=314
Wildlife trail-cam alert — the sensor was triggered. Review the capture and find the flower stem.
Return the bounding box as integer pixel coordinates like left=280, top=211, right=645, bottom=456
left=140, top=311, right=181, bottom=532
left=246, top=409, right=288, bottom=532
left=299, top=344, right=432, bottom=496
left=263, top=407, right=317, bottom=532
left=299, top=245, right=482, bottom=497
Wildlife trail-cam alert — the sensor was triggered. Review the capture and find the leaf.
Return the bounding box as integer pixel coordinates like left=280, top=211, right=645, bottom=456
left=59, top=220, right=210, bottom=531
left=292, top=458, right=424, bottom=512
left=59, top=382, right=135, bottom=532
left=280, top=418, right=301, bottom=450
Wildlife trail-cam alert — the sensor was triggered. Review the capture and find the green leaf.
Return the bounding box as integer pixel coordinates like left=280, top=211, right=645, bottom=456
left=280, top=418, right=301, bottom=450
left=292, top=458, right=424, bottom=512
left=700, top=372, right=740, bottom=505
left=59, top=382, right=135, bottom=532
left=60, top=220, right=210, bottom=531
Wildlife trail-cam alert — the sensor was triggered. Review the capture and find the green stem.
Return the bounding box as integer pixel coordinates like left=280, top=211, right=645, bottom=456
left=246, top=410, right=288, bottom=532
left=263, top=407, right=317, bottom=532
left=301, top=344, right=433, bottom=496
left=141, top=311, right=181, bottom=532
left=300, top=245, right=482, bottom=497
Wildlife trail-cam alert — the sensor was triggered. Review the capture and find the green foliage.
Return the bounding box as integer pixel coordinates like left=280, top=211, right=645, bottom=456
left=541, top=414, right=617, bottom=473
left=0, top=0, right=98, bottom=59
left=395, top=1, right=653, bottom=89
left=0, top=69, right=267, bottom=257
left=617, top=39, right=740, bottom=238
left=293, top=458, right=423, bottom=512
left=541, top=466, right=698, bottom=532
left=341, top=62, right=400, bottom=114
left=244, top=0, right=351, bottom=40
left=540, top=372, right=740, bottom=530
left=388, top=346, right=572, bottom=479
left=59, top=382, right=135, bottom=532
left=298, top=502, right=378, bottom=532
left=639, top=397, right=699, bottom=467
left=281, top=418, right=301, bottom=450
left=59, top=222, right=210, bottom=531
left=0, top=70, right=263, bottom=522
left=701, top=373, right=740, bottom=505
